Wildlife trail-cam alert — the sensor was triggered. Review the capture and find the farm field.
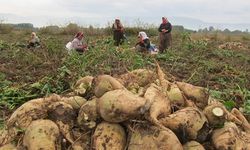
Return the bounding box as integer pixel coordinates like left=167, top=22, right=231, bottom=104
left=1, top=28, right=249, bottom=109
left=0, top=25, right=250, bottom=149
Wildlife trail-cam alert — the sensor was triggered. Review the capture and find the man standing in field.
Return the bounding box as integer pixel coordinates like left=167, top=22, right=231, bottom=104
left=158, top=17, right=172, bottom=53
left=112, top=18, right=125, bottom=46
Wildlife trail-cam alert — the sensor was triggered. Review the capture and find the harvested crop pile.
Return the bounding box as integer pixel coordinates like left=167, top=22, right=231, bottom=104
left=92, top=121, right=126, bottom=150
left=23, top=119, right=60, bottom=150
left=218, top=42, right=246, bottom=50
left=127, top=123, right=182, bottom=150
left=1, top=65, right=250, bottom=150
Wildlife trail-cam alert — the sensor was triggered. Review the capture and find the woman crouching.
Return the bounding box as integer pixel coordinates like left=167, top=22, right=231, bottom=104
left=135, top=31, right=158, bottom=54
left=71, top=32, right=88, bottom=53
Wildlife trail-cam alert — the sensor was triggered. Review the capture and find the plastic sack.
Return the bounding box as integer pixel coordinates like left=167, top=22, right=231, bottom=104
left=148, top=44, right=158, bottom=54
left=66, top=42, right=72, bottom=49
left=66, top=42, right=73, bottom=54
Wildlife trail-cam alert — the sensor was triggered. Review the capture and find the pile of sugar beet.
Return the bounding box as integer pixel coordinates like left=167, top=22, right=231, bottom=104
left=1, top=64, right=250, bottom=150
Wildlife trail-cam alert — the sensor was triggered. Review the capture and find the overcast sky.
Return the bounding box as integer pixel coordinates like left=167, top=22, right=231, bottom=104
left=0, top=0, right=250, bottom=29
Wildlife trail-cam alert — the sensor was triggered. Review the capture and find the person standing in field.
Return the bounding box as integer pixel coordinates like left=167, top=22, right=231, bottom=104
left=112, top=18, right=125, bottom=46
left=27, top=32, right=40, bottom=48
left=158, top=17, right=172, bottom=53
left=71, top=32, right=88, bottom=53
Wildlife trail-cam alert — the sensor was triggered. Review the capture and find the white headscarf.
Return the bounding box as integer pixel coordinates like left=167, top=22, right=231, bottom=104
left=138, top=31, right=148, bottom=40
left=30, top=32, right=39, bottom=43
left=31, top=32, right=36, bottom=36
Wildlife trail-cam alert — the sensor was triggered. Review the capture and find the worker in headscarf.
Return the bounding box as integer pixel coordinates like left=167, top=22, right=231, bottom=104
left=27, top=32, right=40, bottom=48
left=135, top=31, right=151, bottom=52
left=71, top=32, right=88, bottom=53
left=112, top=18, right=125, bottom=46
left=158, top=17, right=172, bottom=53
left=135, top=31, right=158, bottom=54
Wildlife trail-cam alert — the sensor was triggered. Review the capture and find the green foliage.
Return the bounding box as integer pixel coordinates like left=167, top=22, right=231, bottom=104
left=209, top=90, right=223, bottom=100
left=181, top=32, right=191, bottom=42
left=45, top=36, right=66, bottom=57
left=61, top=23, right=81, bottom=35
left=0, top=29, right=249, bottom=113
left=30, top=76, right=69, bottom=96
left=0, top=65, right=72, bottom=110
left=173, top=25, right=185, bottom=32
left=0, top=40, right=10, bottom=50
left=243, top=99, right=250, bottom=114
left=241, top=35, right=250, bottom=41
left=39, top=25, right=61, bottom=35
left=223, top=100, right=236, bottom=110
left=0, top=23, right=14, bottom=34
left=15, top=49, right=43, bottom=66
left=182, top=39, right=208, bottom=51
left=156, top=50, right=178, bottom=62
left=0, top=119, right=3, bottom=130
left=63, top=37, right=154, bottom=77
left=0, top=87, right=38, bottom=109
left=0, top=73, right=12, bottom=89
left=210, top=32, right=219, bottom=41
left=240, top=86, right=250, bottom=113
left=212, top=49, right=234, bottom=58
left=209, top=90, right=237, bottom=110
left=180, top=32, right=208, bottom=50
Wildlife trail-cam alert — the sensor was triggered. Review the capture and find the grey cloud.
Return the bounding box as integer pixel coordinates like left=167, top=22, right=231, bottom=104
left=0, top=0, right=250, bottom=29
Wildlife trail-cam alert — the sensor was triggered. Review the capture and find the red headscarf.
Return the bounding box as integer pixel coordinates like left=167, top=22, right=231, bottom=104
left=75, top=32, right=84, bottom=38
left=162, top=17, right=168, bottom=24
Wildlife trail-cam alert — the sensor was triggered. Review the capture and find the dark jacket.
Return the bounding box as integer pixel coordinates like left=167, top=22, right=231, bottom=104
left=158, top=22, right=172, bottom=33
left=136, top=39, right=151, bottom=49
